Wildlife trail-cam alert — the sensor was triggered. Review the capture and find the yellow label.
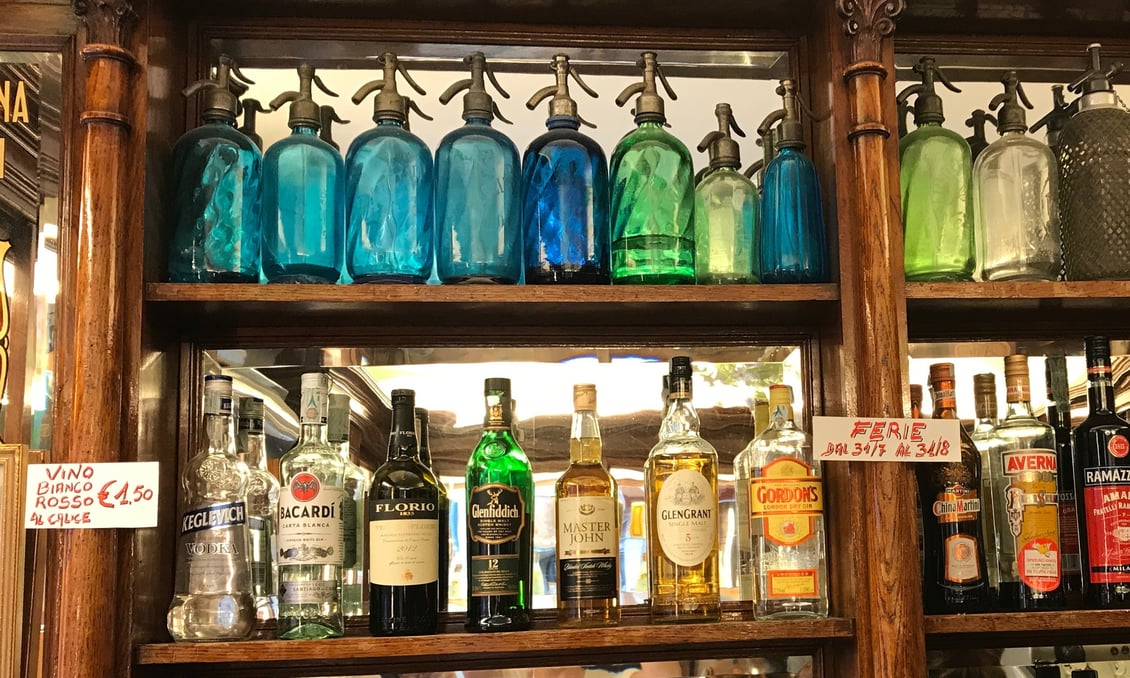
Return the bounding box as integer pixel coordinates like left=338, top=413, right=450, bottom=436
left=750, top=458, right=823, bottom=547
left=767, top=569, right=818, bottom=598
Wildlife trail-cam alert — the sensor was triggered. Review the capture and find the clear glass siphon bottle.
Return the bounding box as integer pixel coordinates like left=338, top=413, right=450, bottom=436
left=693, top=103, right=758, bottom=284
left=167, top=375, right=256, bottom=641
left=327, top=393, right=368, bottom=617
left=646, top=357, right=721, bottom=622
left=236, top=396, right=280, bottom=621
left=277, top=372, right=347, bottom=639
left=416, top=407, right=450, bottom=613
left=1046, top=354, right=1083, bottom=607
left=969, top=373, right=1003, bottom=599
left=556, top=384, right=620, bottom=626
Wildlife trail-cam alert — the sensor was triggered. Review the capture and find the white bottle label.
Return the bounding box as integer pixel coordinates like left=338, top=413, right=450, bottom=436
left=368, top=500, right=439, bottom=586
left=655, top=468, right=717, bottom=567
left=277, top=472, right=344, bottom=567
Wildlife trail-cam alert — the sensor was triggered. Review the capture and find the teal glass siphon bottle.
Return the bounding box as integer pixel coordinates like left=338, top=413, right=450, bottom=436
left=168, top=55, right=262, bottom=283
left=609, top=52, right=695, bottom=284
left=694, top=103, right=758, bottom=284
left=261, top=64, right=345, bottom=283
left=898, top=57, right=974, bottom=282
left=435, top=53, right=522, bottom=284
left=238, top=97, right=268, bottom=151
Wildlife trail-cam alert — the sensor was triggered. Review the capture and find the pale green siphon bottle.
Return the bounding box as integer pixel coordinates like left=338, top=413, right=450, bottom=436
left=897, top=57, right=974, bottom=281
left=327, top=393, right=369, bottom=618
left=609, top=52, right=695, bottom=284
left=694, top=103, right=758, bottom=284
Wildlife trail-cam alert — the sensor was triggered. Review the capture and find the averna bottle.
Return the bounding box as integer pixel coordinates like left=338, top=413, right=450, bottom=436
left=435, top=53, right=522, bottom=284
left=346, top=53, right=435, bottom=283
left=757, top=80, right=829, bottom=283
left=168, top=55, right=261, bottom=283
left=646, top=357, right=721, bottom=623
left=973, top=72, right=1061, bottom=282
left=277, top=372, right=347, bottom=639
left=556, top=384, right=620, bottom=627
left=327, top=394, right=368, bottom=617
left=969, top=373, right=1003, bottom=600
left=168, top=375, right=255, bottom=641
left=416, top=407, right=450, bottom=613
left=1046, top=354, right=1083, bottom=607
left=898, top=57, right=974, bottom=281
left=368, top=389, right=441, bottom=635
left=522, top=54, right=610, bottom=284
left=466, top=378, right=534, bottom=631
left=235, top=396, right=280, bottom=621
left=609, top=52, right=695, bottom=284
left=694, top=103, right=758, bottom=284
left=261, top=64, right=344, bottom=283
left=918, top=363, right=991, bottom=614
left=1072, top=336, right=1130, bottom=608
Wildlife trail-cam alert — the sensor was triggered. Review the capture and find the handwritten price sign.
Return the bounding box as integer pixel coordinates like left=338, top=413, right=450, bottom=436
left=24, top=462, right=160, bottom=529
left=812, top=417, right=960, bottom=463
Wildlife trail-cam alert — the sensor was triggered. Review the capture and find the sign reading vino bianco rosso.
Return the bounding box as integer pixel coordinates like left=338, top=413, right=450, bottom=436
left=24, top=461, right=159, bottom=529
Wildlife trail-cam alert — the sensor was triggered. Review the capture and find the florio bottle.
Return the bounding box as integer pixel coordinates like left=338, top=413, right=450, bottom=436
left=646, top=357, right=720, bottom=622
left=917, top=363, right=991, bottom=614
left=1072, top=336, right=1130, bottom=608
left=1046, top=355, right=1083, bottom=607
left=328, top=394, right=368, bottom=617
left=236, top=396, right=280, bottom=621
left=415, top=407, right=450, bottom=613
left=969, top=373, right=1003, bottom=600
left=466, top=378, right=534, bottom=631
left=368, top=389, right=441, bottom=635
left=556, top=384, right=620, bottom=626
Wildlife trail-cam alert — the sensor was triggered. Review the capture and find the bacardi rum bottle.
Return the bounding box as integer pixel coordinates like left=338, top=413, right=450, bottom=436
left=236, top=396, right=280, bottom=621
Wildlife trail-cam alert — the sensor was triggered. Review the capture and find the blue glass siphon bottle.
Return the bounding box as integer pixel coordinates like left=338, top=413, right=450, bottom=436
left=168, top=55, right=262, bottom=283
left=521, top=54, right=609, bottom=284
left=757, top=80, right=829, bottom=283
left=435, top=53, right=522, bottom=284
left=345, top=53, right=435, bottom=284
left=261, top=64, right=345, bottom=283
left=694, top=103, right=758, bottom=284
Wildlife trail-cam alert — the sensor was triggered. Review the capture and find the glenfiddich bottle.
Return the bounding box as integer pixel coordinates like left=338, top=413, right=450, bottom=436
left=970, top=372, right=1003, bottom=599
left=368, top=389, right=441, bottom=635
left=918, top=363, right=991, bottom=613
left=1072, top=336, right=1130, bottom=608
left=1046, top=355, right=1083, bottom=607
left=466, top=378, right=534, bottom=631
left=556, top=384, right=620, bottom=626
left=416, top=407, right=450, bottom=613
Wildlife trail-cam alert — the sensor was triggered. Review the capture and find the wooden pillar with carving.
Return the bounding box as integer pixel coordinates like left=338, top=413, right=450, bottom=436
left=42, top=2, right=138, bottom=677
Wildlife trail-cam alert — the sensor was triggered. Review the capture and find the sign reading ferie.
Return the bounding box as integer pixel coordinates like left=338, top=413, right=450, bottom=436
left=813, top=416, right=961, bottom=463
left=0, top=76, right=32, bottom=180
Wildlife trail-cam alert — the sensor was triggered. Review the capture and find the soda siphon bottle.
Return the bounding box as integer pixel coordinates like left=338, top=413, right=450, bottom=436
left=694, top=103, right=758, bottom=284
left=318, top=105, right=348, bottom=152
left=522, top=54, right=609, bottom=284
left=757, top=80, right=829, bottom=283
left=609, top=52, right=695, bottom=284
left=168, top=55, right=261, bottom=283
left=261, top=64, right=344, bottom=284
left=965, top=109, right=995, bottom=163
left=1031, top=85, right=1074, bottom=158
left=435, top=53, right=522, bottom=284
left=346, top=53, right=435, bottom=284
left=898, top=57, right=974, bottom=282
left=238, top=98, right=268, bottom=151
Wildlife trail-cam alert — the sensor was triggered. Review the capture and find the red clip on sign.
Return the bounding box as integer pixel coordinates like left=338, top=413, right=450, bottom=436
left=24, top=462, right=160, bottom=529
left=812, top=417, right=960, bottom=463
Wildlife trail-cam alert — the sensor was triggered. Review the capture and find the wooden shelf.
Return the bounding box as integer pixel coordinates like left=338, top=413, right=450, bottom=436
left=926, top=609, right=1130, bottom=649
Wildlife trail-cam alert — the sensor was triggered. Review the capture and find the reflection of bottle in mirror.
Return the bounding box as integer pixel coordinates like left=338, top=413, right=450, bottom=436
left=1045, top=355, right=1083, bottom=608
left=327, top=394, right=368, bottom=617
left=622, top=501, right=648, bottom=603
left=415, top=407, right=450, bottom=613
left=236, top=396, right=280, bottom=621
left=970, top=373, right=1003, bottom=603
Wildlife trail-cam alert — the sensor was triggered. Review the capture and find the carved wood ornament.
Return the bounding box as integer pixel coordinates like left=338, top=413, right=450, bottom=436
left=838, top=0, right=907, bottom=65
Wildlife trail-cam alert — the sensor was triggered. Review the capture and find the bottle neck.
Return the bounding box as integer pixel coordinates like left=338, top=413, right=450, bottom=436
left=299, top=421, right=329, bottom=446
left=1081, top=91, right=1118, bottom=111
left=1088, top=365, right=1116, bottom=414
left=569, top=408, right=603, bottom=464
left=974, top=393, right=997, bottom=421
left=377, top=118, right=402, bottom=128
left=292, top=124, right=318, bottom=136
left=238, top=429, right=268, bottom=470
left=637, top=120, right=664, bottom=131
left=465, top=116, right=491, bottom=127
left=204, top=413, right=231, bottom=454
left=1004, top=398, right=1036, bottom=420
left=387, top=404, right=419, bottom=462
left=418, top=430, right=433, bottom=468
left=768, top=402, right=796, bottom=430
left=660, top=394, right=701, bottom=439
left=203, top=116, right=236, bottom=127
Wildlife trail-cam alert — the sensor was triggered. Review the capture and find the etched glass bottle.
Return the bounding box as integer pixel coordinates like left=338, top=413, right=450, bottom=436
left=694, top=103, right=757, bottom=284
left=236, top=396, right=280, bottom=621
left=416, top=407, right=450, bottom=613
left=327, top=393, right=368, bottom=617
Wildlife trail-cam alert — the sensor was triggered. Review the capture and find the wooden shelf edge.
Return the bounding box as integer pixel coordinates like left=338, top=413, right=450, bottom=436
left=906, top=280, right=1130, bottom=301
left=926, top=609, right=1130, bottom=647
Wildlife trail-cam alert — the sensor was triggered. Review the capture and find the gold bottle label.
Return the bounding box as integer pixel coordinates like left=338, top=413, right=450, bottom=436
left=749, top=458, right=823, bottom=548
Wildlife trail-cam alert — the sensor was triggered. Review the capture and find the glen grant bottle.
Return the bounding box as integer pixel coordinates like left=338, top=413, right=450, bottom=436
left=466, top=378, right=534, bottom=631
left=416, top=407, right=450, bottom=613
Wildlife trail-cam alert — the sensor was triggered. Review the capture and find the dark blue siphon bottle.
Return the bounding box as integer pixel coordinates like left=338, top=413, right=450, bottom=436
left=435, top=53, right=522, bottom=284
left=521, top=54, right=609, bottom=284
left=168, top=55, right=261, bottom=283
left=345, top=53, right=435, bottom=284
left=757, top=80, right=828, bottom=283
left=261, top=64, right=345, bottom=283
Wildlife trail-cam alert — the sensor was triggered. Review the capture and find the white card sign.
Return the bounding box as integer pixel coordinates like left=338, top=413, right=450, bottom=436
left=24, top=462, right=159, bottom=529
left=813, top=417, right=961, bottom=463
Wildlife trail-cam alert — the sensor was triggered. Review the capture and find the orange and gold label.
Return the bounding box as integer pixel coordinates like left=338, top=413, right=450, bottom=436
left=767, top=568, right=818, bottom=598
left=750, top=458, right=824, bottom=547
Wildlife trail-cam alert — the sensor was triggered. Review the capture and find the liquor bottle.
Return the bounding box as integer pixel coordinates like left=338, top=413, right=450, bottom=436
left=168, top=55, right=261, bottom=283
left=969, top=372, right=1003, bottom=600
left=752, top=397, right=770, bottom=437
left=1046, top=355, right=1083, bottom=607
left=236, top=396, right=280, bottom=621
left=556, top=384, right=620, bottom=626
left=646, top=356, right=721, bottom=622
left=757, top=80, right=829, bottom=283
left=346, top=53, right=435, bottom=283
left=465, top=378, right=534, bottom=631
left=277, top=372, right=347, bottom=639
left=416, top=407, right=450, bottom=613
left=262, top=64, right=344, bottom=283
left=522, top=54, right=610, bottom=284
left=989, top=355, right=1064, bottom=610
left=318, top=105, right=347, bottom=152
left=238, top=97, right=268, bottom=151
left=911, top=383, right=926, bottom=594
left=897, top=57, right=974, bottom=281
left=917, top=363, right=991, bottom=614
left=368, top=389, right=441, bottom=635
left=436, top=53, right=522, bottom=284
left=1072, top=336, right=1130, bottom=608
left=609, top=52, right=695, bottom=284
left=973, top=72, right=1061, bottom=281
left=964, top=109, right=995, bottom=162
left=327, top=393, right=368, bottom=617
left=167, top=375, right=255, bottom=641
left=693, top=103, right=758, bottom=284
left=910, top=384, right=924, bottom=418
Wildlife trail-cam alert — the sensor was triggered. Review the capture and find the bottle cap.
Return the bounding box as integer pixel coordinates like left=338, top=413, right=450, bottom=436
left=327, top=393, right=351, bottom=443
left=1085, top=335, right=1112, bottom=365
left=757, top=80, right=820, bottom=150
left=697, top=103, right=745, bottom=170
left=268, top=63, right=338, bottom=130
left=391, top=388, right=415, bottom=405
left=909, top=384, right=923, bottom=407
left=352, top=52, right=431, bottom=125
left=972, top=372, right=996, bottom=394
left=414, top=406, right=429, bottom=425
left=972, top=373, right=998, bottom=418
left=1068, top=43, right=1124, bottom=97
left=203, top=374, right=233, bottom=416
left=183, top=54, right=253, bottom=124
left=238, top=396, right=264, bottom=421
left=988, top=71, right=1033, bottom=134
left=1003, top=354, right=1030, bottom=379
left=1004, top=354, right=1031, bottom=403
left=896, top=57, right=961, bottom=127
left=526, top=53, right=598, bottom=128
left=614, top=52, right=676, bottom=125
left=768, top=384, right=793, bottom=407
left=573, top=384, right=597, bottom=411
left=669, top=356, right=692, bottom=379
left=301, top=372, right=329, bottom=391
left=928, top=362, right=956, bottom=383
left=484, top=377, right=511, bottom=395
left=439, top=52, right=512, bottom=124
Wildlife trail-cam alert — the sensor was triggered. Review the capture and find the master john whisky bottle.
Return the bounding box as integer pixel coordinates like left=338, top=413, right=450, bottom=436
left=646, top=356, right=721, bottom=622
left=556, top=384, right=620, bottom=626
left=466, top=378, right=534, bottom=631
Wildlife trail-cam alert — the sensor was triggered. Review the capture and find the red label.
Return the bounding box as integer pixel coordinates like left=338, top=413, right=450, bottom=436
left=1003, top=450, right=1057, bottom=474
left=1110, top=436, right=1130, bottom=459
left=1083, top=483, right=1130, bottom=583
left=290, top=472, right=320, bottom=502
left=1018, top=537, right=1061, bottom=592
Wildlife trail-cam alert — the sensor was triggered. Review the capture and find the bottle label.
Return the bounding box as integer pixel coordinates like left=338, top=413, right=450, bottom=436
left=341, top=494, right=358, bottom=568
left=1110, top=435, right=1130, bottom=459
left=1082, top=466, right=1130, bottom=583
left=279, top=579, right=338, bottom=605
left=300, top=388, right=327, bottom=426
left=931, top=488, right=981, bottom=524
left=556, top=496, right=619, bottom=602
left=749, top=458, right=823, bottom=548
left=656, top=468, right=717, bottom=567
left=178, top=501, right=250, bottom=589
left=238, top=417, right=263, bottom=434
left=943, top=534, right=982, bottom=584
left=277, top=472, right=345, bottom=567
left=470, top=554, right=521, bottom=597
left=1001, top=449, right=1061, bottom=592
left=204, top=391, right=232, bottom=417
left=1058, top=489, right=1082, bottom=576
left=368, top=500, right=439, bottom=587
left=766, top=569, right=818, bottom=599
left=468, top=483, right=526, bottom=545
left=247, top=516, right=275, bottom=595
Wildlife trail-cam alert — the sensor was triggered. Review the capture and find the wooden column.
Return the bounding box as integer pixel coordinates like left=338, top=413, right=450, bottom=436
left=43, top=2, right=138, bottom=677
